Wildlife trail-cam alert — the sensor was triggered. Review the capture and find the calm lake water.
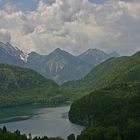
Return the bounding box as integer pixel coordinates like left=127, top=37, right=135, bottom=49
left=0, top=105, right=84, bottom=139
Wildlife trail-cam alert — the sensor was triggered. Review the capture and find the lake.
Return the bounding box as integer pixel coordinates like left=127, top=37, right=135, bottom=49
left=0, top=105, right=84, bottom=139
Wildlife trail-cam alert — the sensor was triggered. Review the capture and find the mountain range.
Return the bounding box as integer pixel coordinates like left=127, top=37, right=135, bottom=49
left=63, top=51, right=140, bottom=98
left=77, top=48, right=119, bottom=66
left=0, top=45, right=139, bottom=139
left=27, top=48, right=92, bottom=84
left=0, top=42, right=120, bottom=84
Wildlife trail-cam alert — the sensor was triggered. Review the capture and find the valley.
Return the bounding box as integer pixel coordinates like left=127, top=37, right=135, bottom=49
left=0, top=105, right=84, bottom=139
left=0, top=0, right=140, bottom=139
left=0, top=42, right=139, bottom=140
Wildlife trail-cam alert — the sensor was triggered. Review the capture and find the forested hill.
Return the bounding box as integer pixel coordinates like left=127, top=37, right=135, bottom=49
left=63, top=51, right=140, bottom=92
left=0, top=64, right=58, bottom=92
left=69, top=82, right=140, bottom=139
left=0, top=64, right=67, bottom=107
left=68, top=51, right=140, bottom=140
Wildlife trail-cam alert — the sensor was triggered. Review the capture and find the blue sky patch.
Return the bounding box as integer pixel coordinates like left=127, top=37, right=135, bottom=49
left=0, top=0, right=55, bottom=11
left=0, top=0, right=108, bottom=11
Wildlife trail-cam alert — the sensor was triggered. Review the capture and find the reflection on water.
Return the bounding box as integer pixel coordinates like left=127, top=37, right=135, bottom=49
left=0, top=105, right=84, bottom=139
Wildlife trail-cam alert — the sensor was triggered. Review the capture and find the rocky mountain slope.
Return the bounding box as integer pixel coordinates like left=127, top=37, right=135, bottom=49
left=78, top=48, right=119, bottom=66
left=27, top=48, right=92, bottom=84
left=0, top=42, right=28, bottom=67
left=0, top=42, right=120, bottom=84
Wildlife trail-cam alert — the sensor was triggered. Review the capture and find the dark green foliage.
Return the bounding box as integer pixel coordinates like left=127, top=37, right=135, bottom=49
left=0, top=127, right=63, bottom=140
left=35, top=136, right=49, bottom=140
left=49, top=137, right=64, bottom=140
left=69, top=83, right=139, bottom=124
left=69, top=82, right=140, bottom=140
left=2, top=126, right=7, bottom=133
left=0, top=63, right=58, bottom=92
left=0, top=127, right=28, bottom=140
left=67, top=134, right=75, bottom=140
left=68, top=51, right=140, bottom=140
left=77, top=126, right=121, bottom=140
left=0, top=64, right=69, bottom=107
left=77, top=123, right=140, bottom=140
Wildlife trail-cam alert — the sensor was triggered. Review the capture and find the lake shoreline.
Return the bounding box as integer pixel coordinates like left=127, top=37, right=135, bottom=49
left=0, top=104, right=70, bottom=124
left=0, top=102, right=71, bottom=109
left=0, top=116, right=33, bottom=124
left=0, top=105, right=84, bottom=140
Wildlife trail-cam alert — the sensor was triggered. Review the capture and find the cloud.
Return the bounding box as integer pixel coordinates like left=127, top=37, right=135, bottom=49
left=0, top=29, right=11, bottom=43
left=0, top=0, right=140, bottom=55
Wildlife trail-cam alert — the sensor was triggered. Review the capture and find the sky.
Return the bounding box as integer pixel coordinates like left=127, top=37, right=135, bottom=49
left=0, top=0, right=140, bottom=55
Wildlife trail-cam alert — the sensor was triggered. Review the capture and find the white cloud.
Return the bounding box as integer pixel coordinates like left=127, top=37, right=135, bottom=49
left=0, top=0, right=140, bottom=55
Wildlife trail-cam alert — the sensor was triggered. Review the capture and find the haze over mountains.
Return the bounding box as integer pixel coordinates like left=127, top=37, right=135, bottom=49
left=0, top=42, right=120, bottom=84
left=78, top=48, right=120, bottom=66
